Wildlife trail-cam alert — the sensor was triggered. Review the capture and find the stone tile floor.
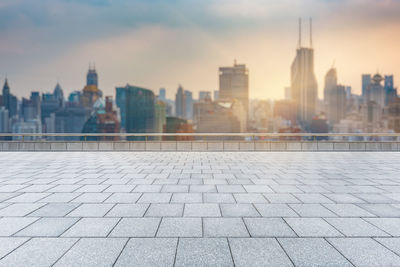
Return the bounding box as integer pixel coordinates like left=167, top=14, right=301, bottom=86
left=0, top=152, right=400, bottom=266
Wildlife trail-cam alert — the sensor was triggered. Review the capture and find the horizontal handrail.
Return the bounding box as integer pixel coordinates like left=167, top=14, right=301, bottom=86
left=0, top=133, right=399, bottom=137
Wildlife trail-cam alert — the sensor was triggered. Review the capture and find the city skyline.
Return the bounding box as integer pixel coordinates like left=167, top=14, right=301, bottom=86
left=0, top=0, right=399, bottom=100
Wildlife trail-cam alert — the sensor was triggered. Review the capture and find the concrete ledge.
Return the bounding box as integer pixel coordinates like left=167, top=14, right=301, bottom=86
left=145, top=142, right=161, bottom=151
left=1, top=141, right=400, bottom=152
left=18, top=142, right=35, bottom=151
left=239, top=142, right=255, bottom=151
left=334, top=143, right=349, bottom=151
left=192, top=142, right=207, bottom=151
left=255, top=142, right=271, bottom=151
left=207, top=142, right=223, bottom=151
left=114, top=142, right=130, bottom=151
left=286, top=142, right=301, bottom=151
left=130, top=142, right=145, bottom=151
left=223, top=142, right=239, bottom=151
left=161, top=142, right=177, bottom=151
left=365, top=142, right=381, bottom=151
left=271, top=142, right=287, bottom=151
left=381, top=142, right=398, bottom=151
left=302, top=142, right=318, bottom=151
left=318, top=142, right=334, bottom=151
left=83, top=142, right=98, bottom=151
left=349, top=143, right=366, bottom=151
left=51, top=143, right=67, bottom=151
left=177, top=142, right=192, bottom=151
left=67, top=143, right=82, bottom=151
left=35, top=142, right=51, bottom=151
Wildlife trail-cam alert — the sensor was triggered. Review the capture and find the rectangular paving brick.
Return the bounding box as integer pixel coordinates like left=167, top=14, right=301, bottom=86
left=203, top=218, right=249, bottom=237
left=114, top=238, right=177, bottom=267
left=157, top=217, right=202, bottom=237
left=62, top=218, right=119, bottom=237
left=54, top=238, right=127, bottom=267
left=229, top=238, right=292, bottom=267
left=175, top=238, right=233, bottom=266
left=278, top=238, right=352, bottom=266
left=285, top=218, right=343, bottom=237
left=328, top=238, right=400, bottom=266
left=0, top=238, right=77, bottom=266
left=109, top=218, right=160, bottom=237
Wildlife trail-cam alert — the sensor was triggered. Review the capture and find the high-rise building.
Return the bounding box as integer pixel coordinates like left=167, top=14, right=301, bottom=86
left=219, top=60, right=249, bottom=128
left=81, top=96, right=120, bottom=140
left=362, top=74, right=371, bottom=102
left=324, top=68, right=346, bottom=126
left=116, top=87, right=126, bottom=131
left=164, top=117, right=194, bottom=141
left=194, top=99, right=246, bottom=133
left=55, top=104, right=89, bottom=140
left=175, top=85, right=186, bottom=118
left=116, top=85, right=155, bottom=139
left=0, top=107, right=9, bottom=133
left=199, top=91, right=211, bottom=101
left=345, top=86, right=352, bottom=99
left=41, top=83, right=65, bottom=132
left=87, top=64, right=98, bottom=87
left=388, top=98, right=400, bottom=132
left=214, top=90, right=219, bottom=101
left=2, top=79, right=10, bottom=112
left=367, top=73, right=385, bottom=108
left=81, top=66, right=102, bottom=108
left=291, top=18, right=318, bottom=126
left=1, top=78, right=17, bottom=118
left=284, top=87, right=291, bottom=100
left=384, top=75, right=397, bottom=105
left=159, top=88, right=166, bottom=100
left=154, top=100, right=166, bottom=134
left=185, top=90, right=193, bottom=120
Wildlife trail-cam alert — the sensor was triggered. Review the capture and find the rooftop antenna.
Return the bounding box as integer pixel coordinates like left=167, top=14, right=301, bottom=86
left=298, top=18, right=302, bottom=48
left=310, top=17, right=313, bottom=48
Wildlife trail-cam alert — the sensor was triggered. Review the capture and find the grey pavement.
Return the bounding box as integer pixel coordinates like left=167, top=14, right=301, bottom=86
left=1, top=151, right=400, bottom=266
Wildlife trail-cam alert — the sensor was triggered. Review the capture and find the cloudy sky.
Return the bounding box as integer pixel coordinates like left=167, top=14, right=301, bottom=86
left=1, top=0, right=400, bottom=100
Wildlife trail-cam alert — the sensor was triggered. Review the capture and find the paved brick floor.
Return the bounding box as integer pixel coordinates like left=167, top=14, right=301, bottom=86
left=1, top=152, right=400, bottom=266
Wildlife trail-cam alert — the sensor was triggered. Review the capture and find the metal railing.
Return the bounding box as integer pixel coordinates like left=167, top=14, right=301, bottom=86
left=0, top=133, right=400, bottom=141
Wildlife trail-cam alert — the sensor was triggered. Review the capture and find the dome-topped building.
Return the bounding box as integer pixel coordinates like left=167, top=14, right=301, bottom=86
left=372, top=73, right=383, bottom=84
left=367, top=72, right=385, bottom=108
left=81, top=65, right=103, bottom=108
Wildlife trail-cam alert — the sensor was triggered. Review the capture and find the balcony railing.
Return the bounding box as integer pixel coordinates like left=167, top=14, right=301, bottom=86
left=0, top=132, right=400, bottom=140
left=0, top=133, right=400, bottom=151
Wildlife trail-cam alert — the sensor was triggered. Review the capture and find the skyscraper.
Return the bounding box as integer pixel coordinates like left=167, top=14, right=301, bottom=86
left=0, top=107, right=9, bottom=133
left=159, top=88, right=166, bottom=100
left=2, top=79, right=10, bottom=112
left=117, top=85, right=155, bottom=139
left=81, top=66, right=102, bottom=108
left=384, top=75, right=397, bottom=105
left=219, top=60, right=249, bottom=128
left=323, top=68, right=346, bottom=126
left=175, top=85, right=186, bottom=118
left=368, top=73, right=385, bottom=108
left=290, top=18, right=318, bottom=126
left=185, top=90, right=193, bottom=120
left=362, top=74, right=371, bottom=102
left=199, top=91, right=211, bottom=101
left=116, top=87, right=127, bottom=131
left=87, top=64, right=98, bottom=87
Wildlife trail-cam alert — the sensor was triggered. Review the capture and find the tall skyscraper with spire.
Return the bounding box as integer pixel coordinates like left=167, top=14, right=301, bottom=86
left=87, top=64, right=98, bottom=87
left=2, top=78, right=10, bottom=112
left=290, top=18, right=318, bottom=126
